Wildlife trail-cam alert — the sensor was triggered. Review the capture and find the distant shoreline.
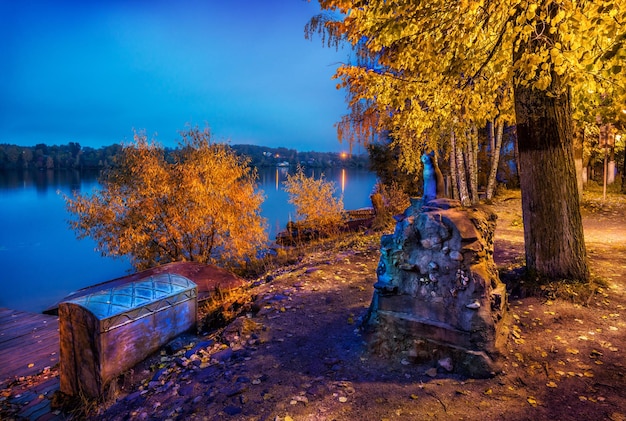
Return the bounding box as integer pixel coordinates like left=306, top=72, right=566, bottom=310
left=0, top=142, right=370, bottom=171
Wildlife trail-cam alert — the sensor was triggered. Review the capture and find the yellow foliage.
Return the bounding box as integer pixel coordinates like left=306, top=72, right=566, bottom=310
left=283, top=166, right=344, bottom=236
left=65, top=127, right=267, bottom=270
left=310, top=0, right=626, bottom=166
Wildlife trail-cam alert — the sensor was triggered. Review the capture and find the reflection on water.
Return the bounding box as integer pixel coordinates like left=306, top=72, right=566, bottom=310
left=0, top=167, right=377, bottom=312
left=0, top=168, right=90, bottom=196
left=260, top=167, right=377, bottom=239
left=0, top=169, right=133, bottom=313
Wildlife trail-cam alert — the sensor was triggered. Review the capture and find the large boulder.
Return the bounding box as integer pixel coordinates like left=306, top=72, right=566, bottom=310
left=364, top=198, right=508, bottom=378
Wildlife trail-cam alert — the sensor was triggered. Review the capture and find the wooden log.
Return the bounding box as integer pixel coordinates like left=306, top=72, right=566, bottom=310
left=59, top=273, right=197, bottom=398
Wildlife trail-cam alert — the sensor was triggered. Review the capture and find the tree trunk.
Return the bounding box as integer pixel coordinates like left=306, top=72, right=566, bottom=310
left=573, top=125, right=584, bottom=199
left=449, top=130, right=459, bottom=200
left=512, top=127, right=521, bottom=186
left=455, top=143, right=471, bottom=206
left=466, top=126, right=479, bottom=203
left=487, top=120, right=495, bottom=153
left=486, top=121, right=504, bottom=200
left=622, top=143, right=626, bottom=194
left=608, top=145, right=615, bottom=185
left=513, top=81, right=589, bottom=282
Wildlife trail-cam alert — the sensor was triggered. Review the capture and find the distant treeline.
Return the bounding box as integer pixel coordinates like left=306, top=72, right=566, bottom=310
left=0, top=142, right=369, bottom=171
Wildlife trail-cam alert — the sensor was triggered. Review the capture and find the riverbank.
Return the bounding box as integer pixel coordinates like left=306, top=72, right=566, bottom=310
left=2, top=189, right=626, bottom=420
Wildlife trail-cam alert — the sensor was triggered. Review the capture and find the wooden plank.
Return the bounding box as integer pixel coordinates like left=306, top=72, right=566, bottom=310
left=0, top=331, right=59, bottom=363
left=0, top=308, right=59, bottom=384
left=0, top=311, right=44, bottom=326
left=0, top=346, right=58, bottom=375
left=0, top=309, right=54, bottom=327
left=0, top=316, right=58, bottom=346
left=0, top=317, right=57, bottom=338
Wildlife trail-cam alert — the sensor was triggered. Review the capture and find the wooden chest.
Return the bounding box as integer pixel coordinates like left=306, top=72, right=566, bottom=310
left=59, top=273, right=197, bottom=398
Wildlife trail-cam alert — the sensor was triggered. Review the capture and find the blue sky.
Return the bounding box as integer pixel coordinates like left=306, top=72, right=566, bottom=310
left=0, top=1, right=351, bottom=152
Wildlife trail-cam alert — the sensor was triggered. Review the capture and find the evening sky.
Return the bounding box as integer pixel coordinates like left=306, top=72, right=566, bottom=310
left=0, top=0, right=351, bottom=152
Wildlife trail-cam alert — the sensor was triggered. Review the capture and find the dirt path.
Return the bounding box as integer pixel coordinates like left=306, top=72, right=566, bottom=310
left=2, top=190, right=625, bottom=421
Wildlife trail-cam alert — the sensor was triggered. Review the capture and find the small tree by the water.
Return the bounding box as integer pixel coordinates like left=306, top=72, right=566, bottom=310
left=65, top=127, right=268, bottom=271
left=370, top=181, right=410, bottom=231
left=283, top=167, right=344, bottom=238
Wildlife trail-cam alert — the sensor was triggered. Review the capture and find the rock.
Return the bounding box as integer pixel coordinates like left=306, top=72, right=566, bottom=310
left=125, top=390, right=144, bottom=402
left=212, top=347, right=234, bottom=362
left=184, top=340, right=215, bottom=359
left=225, top=383, right=248, bottom=397
left=399, top=263, right=417, bottom=271
left=466, top=300, right=481, bottom=309
left=152, top=368, right=167, bottom=382
left=363, top=200, right=508, bottom=378
left=425, top=367, right=438, bottom=377
left=438, top=357, right=453, bottom=372
left=164, top=337, right=186, bottom=355
left=223, top=405, right=242, bottom=415
left=450, top=251, right=463, bottom=261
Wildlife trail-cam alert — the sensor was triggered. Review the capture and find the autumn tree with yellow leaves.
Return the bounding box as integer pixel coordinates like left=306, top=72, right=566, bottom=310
left=283, top=166, right=345, bottom=237
left=66, top=127, right=267, bottom=271
left=308, top=0, right=626, bottom=283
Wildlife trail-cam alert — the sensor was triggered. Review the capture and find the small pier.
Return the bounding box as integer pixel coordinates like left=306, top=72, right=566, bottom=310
left=0, top=307, right=59, bottom=386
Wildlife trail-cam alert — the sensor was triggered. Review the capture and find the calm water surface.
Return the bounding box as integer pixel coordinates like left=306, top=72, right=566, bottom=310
left=0, top=168, right=377, bottom=312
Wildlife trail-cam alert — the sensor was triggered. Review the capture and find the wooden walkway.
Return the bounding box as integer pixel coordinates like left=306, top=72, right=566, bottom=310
left=0, top=307, right=59, bottom=387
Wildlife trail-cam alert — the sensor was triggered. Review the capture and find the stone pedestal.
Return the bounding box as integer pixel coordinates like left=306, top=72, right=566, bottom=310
left=364, top=198, right=508, bottom=378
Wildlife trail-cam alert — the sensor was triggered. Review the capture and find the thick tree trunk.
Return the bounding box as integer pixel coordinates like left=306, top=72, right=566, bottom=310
left=486, top=121, right=504, bottom=200
left=513, top=81, right=589, bottom=282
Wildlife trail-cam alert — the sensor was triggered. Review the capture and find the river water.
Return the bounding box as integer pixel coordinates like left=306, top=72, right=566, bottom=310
left=0, top=167, right=377, bottom=312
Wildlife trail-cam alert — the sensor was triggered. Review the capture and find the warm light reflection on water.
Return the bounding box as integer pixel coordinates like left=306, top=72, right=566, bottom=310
left=260, top=166, right=376, bottom=238
left=0, top=167, right=377, bottom=312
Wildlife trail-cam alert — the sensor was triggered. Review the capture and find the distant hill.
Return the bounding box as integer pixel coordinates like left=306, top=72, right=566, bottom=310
left=0, top=142, right=369, bottom=171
